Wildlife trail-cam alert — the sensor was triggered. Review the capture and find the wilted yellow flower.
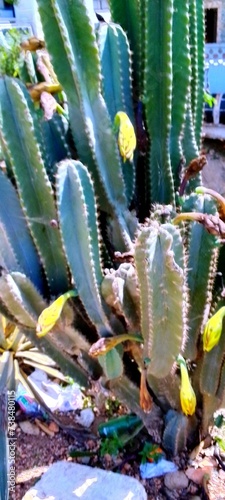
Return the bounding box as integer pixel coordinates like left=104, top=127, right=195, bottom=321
left=140, top=369, right=153, bottom=413
left=36, top=290, right=76, bottom=337
left=203, top=307, right=225, bottom=352
left=114, top=111, right=136, bottom=162
left=177, top=354, right=196, bottom=416
left=89, top=333, right=142, bottom=357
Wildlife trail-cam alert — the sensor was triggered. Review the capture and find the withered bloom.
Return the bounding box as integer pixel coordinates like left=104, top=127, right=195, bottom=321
left=21, top=37, right=45, bottom=52
left=196, top=186, right=225, bottom=222
left=179, top=156, right=207, bottom=196
left=140, top=369, right=153, bottom=413
left=89, top=333, right=142, bottom=357
left=173, top=212, right=225, bottom=239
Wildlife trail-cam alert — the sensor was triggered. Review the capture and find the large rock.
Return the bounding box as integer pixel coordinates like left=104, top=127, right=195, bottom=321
left=22, top=461, right=147, bottom=500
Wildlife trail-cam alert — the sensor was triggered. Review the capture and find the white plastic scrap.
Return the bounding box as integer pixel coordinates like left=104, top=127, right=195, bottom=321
left=140, top=458, right=178, bottom=479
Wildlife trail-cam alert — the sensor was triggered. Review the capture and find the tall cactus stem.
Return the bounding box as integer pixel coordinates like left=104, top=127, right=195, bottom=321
left=144, top=0, right=175, bottom=204
left=170, top=0, right=191, bottom=187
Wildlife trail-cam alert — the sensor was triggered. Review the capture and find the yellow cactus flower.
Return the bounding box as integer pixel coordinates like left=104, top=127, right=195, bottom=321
left=36, top=291, right=76, bottom=337
left=203, top=307, right=225, bottom=352
left=114, top=111, right=136, bottom=162
left=177, top=354, right=196, bottom=416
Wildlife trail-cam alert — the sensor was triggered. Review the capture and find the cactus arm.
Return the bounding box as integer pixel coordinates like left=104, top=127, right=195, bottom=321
left=57, top=159, right=110, bottom=332
left=135, top=224, right=185, bottom=378
left=183, top=195, right=218, bottom=360
left=97, top=23, right=135, bottom=204
left=170, top=0, right=191, bottom=186
left=101, top=264, right=140, bottom=330
left=200, top=322, right=225, bottom=396
left=0, top=271, right=93, bottom=386
left=109, top=0, right=141, bottom=91
left=144, top=0, right=175, bottom=204
left=0, top=77, right=69, bottom=294
left=11, top=274, right=96, bottom=358
left=37, top=0, right=132, bottom=245
left=0, top=170, right=44, bottom=291
left=0, top=273, right=37, bottom=328
left=97, top=24, right=134, bottom=123
left=22, top=329, right=90, bottom=388
left=162, top=411, right=198, bottom=455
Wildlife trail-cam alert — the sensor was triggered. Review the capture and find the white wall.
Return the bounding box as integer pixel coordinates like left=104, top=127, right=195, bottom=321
left=14, top=0, right=43, bottom=37
left=13, top=0, right=110, bottom=36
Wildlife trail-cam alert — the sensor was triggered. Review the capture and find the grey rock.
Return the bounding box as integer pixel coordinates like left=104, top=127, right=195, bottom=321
left=164, top=470, right=189, bottom=490
left=22, top=461, right=147, bottom=500
left=19, top=421, right=40, bottom=436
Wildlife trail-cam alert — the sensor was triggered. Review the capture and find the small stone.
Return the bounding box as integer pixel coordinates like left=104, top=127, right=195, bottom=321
left=164, top=471, right=189, bottom=490
left=79, top=456, right=91, bottom=465
left=75, top=408, right=95, bottom=428
left=19, top=421, right=40, bottom=436
left=48, top=421, right=59, bottom=433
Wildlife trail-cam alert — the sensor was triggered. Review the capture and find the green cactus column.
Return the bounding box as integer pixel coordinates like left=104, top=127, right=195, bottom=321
left=37, top=0, right=133, bottom=251
left=170, top=0, right=191, bottom=187
left=144, top=0, right=175, bottom=204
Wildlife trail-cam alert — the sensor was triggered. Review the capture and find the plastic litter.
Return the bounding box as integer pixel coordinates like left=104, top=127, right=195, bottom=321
left=140, top=457, right=178, bottom=479
left=16, top=368, right=84, bottom=414
left=16, top=383, right=45, bottom=417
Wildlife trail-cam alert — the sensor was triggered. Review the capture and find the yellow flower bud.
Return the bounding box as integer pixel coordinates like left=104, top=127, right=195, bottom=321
left=114, top=111, right=136, bottom=162
left=36, top=290, right=76, bottom=337
left=203, top=307, right=225, bottom=352
left=177, top=355, right=196, bottom=416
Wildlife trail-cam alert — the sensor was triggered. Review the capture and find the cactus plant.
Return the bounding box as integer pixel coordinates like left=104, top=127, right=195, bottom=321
left=0, top=0, right=224, bottom=472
